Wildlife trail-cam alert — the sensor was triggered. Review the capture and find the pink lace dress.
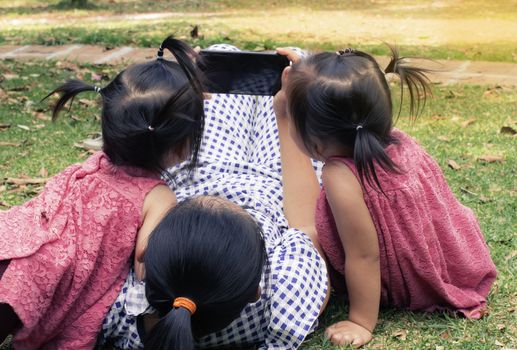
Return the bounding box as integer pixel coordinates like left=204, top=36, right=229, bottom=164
left=0, top=152, right=163, bottom=349
left=316, top=130, right=497, bottom=318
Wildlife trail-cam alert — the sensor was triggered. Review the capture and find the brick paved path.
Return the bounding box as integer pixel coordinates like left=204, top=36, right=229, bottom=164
left=1, top=44, right=516, bottom=85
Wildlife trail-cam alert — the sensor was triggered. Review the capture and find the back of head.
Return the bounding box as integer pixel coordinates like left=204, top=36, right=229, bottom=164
left=46, top=36, right=205, bottom=174
left=286, top=46, right=432, bottom=190
left=144, top=197, right=266, bottom=350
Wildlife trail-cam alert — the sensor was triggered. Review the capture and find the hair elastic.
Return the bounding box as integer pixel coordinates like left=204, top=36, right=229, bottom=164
left=157, top=45, right=164, bottom=60
left=337, top=48, right=356, bottom=55
left=148, top=125, right=155, bottom=131
left=93, top=86, right=101, bottom=93
left=173, top=297, right=197, bottom=315
left=356, top=124, right=364, bottom=131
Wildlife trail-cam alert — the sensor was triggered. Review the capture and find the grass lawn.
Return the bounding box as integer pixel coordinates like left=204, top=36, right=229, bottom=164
left=0, top=57, right=516, bottom=349
left=1, top=0, right=517, bottom=62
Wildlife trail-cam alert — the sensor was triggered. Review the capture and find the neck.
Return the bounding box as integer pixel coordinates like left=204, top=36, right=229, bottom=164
left=319, top=143, right=353, bottom=161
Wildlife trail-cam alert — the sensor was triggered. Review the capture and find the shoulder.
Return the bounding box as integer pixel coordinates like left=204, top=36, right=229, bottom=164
left=322, top=160, right=363, bottom=200
left=142, top=185, right=177, bottom=221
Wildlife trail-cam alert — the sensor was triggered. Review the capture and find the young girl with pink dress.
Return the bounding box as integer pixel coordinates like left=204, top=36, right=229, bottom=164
left=0, top=36, right=207, bottom=349
left=273, top=46, right=497, bottom=348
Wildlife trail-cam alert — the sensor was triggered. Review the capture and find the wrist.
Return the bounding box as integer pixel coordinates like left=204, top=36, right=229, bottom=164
left=348, top=318, right=376, bottom=333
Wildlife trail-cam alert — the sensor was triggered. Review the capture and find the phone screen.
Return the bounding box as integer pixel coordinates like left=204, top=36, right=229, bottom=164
left=198, top=50, right=290, bottom=96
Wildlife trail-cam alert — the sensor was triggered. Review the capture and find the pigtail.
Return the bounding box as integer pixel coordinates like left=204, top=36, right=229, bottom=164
left=159, top=35, right=204, bottom=96
left=43, top=79, right=101, bottom=121
left=156, top=35, right=206, bottom=171
left=354, top=127, right=399, bottom=192
left=384, top=45, right=432, bottom=119
left=145, top=308, right=195, bottom=350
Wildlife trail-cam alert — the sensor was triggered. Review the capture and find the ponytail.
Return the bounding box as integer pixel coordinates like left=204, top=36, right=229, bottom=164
left=145, top=308, right=195, bottom=350
left=158, top=35, right=204, bottom=96
left=156, top=35, right=206, bottom=172
left=352, top=45, right=431, bottom=191
left=144, top=198, right=266, bottom=350
left=384, top=45, right=432, bottom=119
left=43, top=79, right=102, bottom=121
left=353, top=127, right=399, bottom=192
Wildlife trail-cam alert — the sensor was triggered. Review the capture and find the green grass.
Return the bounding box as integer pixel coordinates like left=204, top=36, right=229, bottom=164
left=1, top=0, right=517, bottom=62
left=0, top=59, right=516, bottom=349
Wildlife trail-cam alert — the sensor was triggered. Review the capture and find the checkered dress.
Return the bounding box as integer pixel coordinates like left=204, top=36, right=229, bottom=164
left=100, top=45, right=328, bottom=350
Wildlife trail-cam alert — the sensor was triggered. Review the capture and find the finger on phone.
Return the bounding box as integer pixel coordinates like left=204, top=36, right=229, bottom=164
left=276, top=48, right=301, bottom=63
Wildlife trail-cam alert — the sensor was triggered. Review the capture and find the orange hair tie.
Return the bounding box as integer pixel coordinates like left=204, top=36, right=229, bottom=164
left=172, top=297, right=197, bottom=315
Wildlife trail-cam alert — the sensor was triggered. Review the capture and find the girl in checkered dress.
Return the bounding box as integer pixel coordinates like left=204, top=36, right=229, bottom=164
left=101, top=45, right=329, bottom=350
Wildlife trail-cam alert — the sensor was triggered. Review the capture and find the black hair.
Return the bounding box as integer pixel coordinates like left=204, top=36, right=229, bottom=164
left=144, top=197, right=266, bottom=350
left=286, top=45, right=432, bottom=191
left=44, top=35, right=205, bottom=175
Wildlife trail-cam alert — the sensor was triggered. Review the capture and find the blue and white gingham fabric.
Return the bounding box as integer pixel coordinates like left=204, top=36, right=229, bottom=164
left=101, top=44, right=328, bottom=350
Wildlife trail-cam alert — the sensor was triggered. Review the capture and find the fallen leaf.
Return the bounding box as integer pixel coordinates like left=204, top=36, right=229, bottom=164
left=33, top=112, right=51, bottom=121
left=4, top=177, right=48, bottom=185
left=0, top=123, right=11, bottom=129
left=0, top=201, right=9, bottom=208
left=483, top=86, right=503, bottom=97
left=392, top=329, right=407, bottom=341
left=437, top=136, right=450, bottom=142
left=0, top=141, right=21, bottom=147
left=17, top=124, right=30, bottom=131
left=432, top=115, right=448, bottom=120
left=461, top=118, right=476, bottom=128
left=446, top=90, right=464, bottom=99
left=8, top=85, right=28, bottom=92
left=56, top=61, right=80, bottom=72
left=34, top=124, right=45, bottom=129
left=497, top=324, right=506, bottom=331
left=78, top=98, right=96, bottom=107
left=479, top=195, right=490, bottom=203
left=0, top=185, right=6, bottom=192
left=500, top=126, right=517, bottom=135
left=478, top=155, right=504, bottom=163
left=495, top=340, right=505, bottom=347
left=505, top=251, right=517, bottom=262
left=436, top=346, right=445, bottom=350
left=39, top=167, right=48, bottom=177
left=91, top=72, right=103, bottom=81
left=3, top=73, right=19, bottom=80
left=190, top=25, right=199, bottom=39
left=447, top=159, right=461, bottom=170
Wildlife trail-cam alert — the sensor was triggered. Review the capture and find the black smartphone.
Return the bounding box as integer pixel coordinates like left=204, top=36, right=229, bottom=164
left=198, top=50, right=290, bottom=96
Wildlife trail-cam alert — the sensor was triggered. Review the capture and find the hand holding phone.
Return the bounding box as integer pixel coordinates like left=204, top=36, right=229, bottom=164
left=198, top=50, right=290, bottom=96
